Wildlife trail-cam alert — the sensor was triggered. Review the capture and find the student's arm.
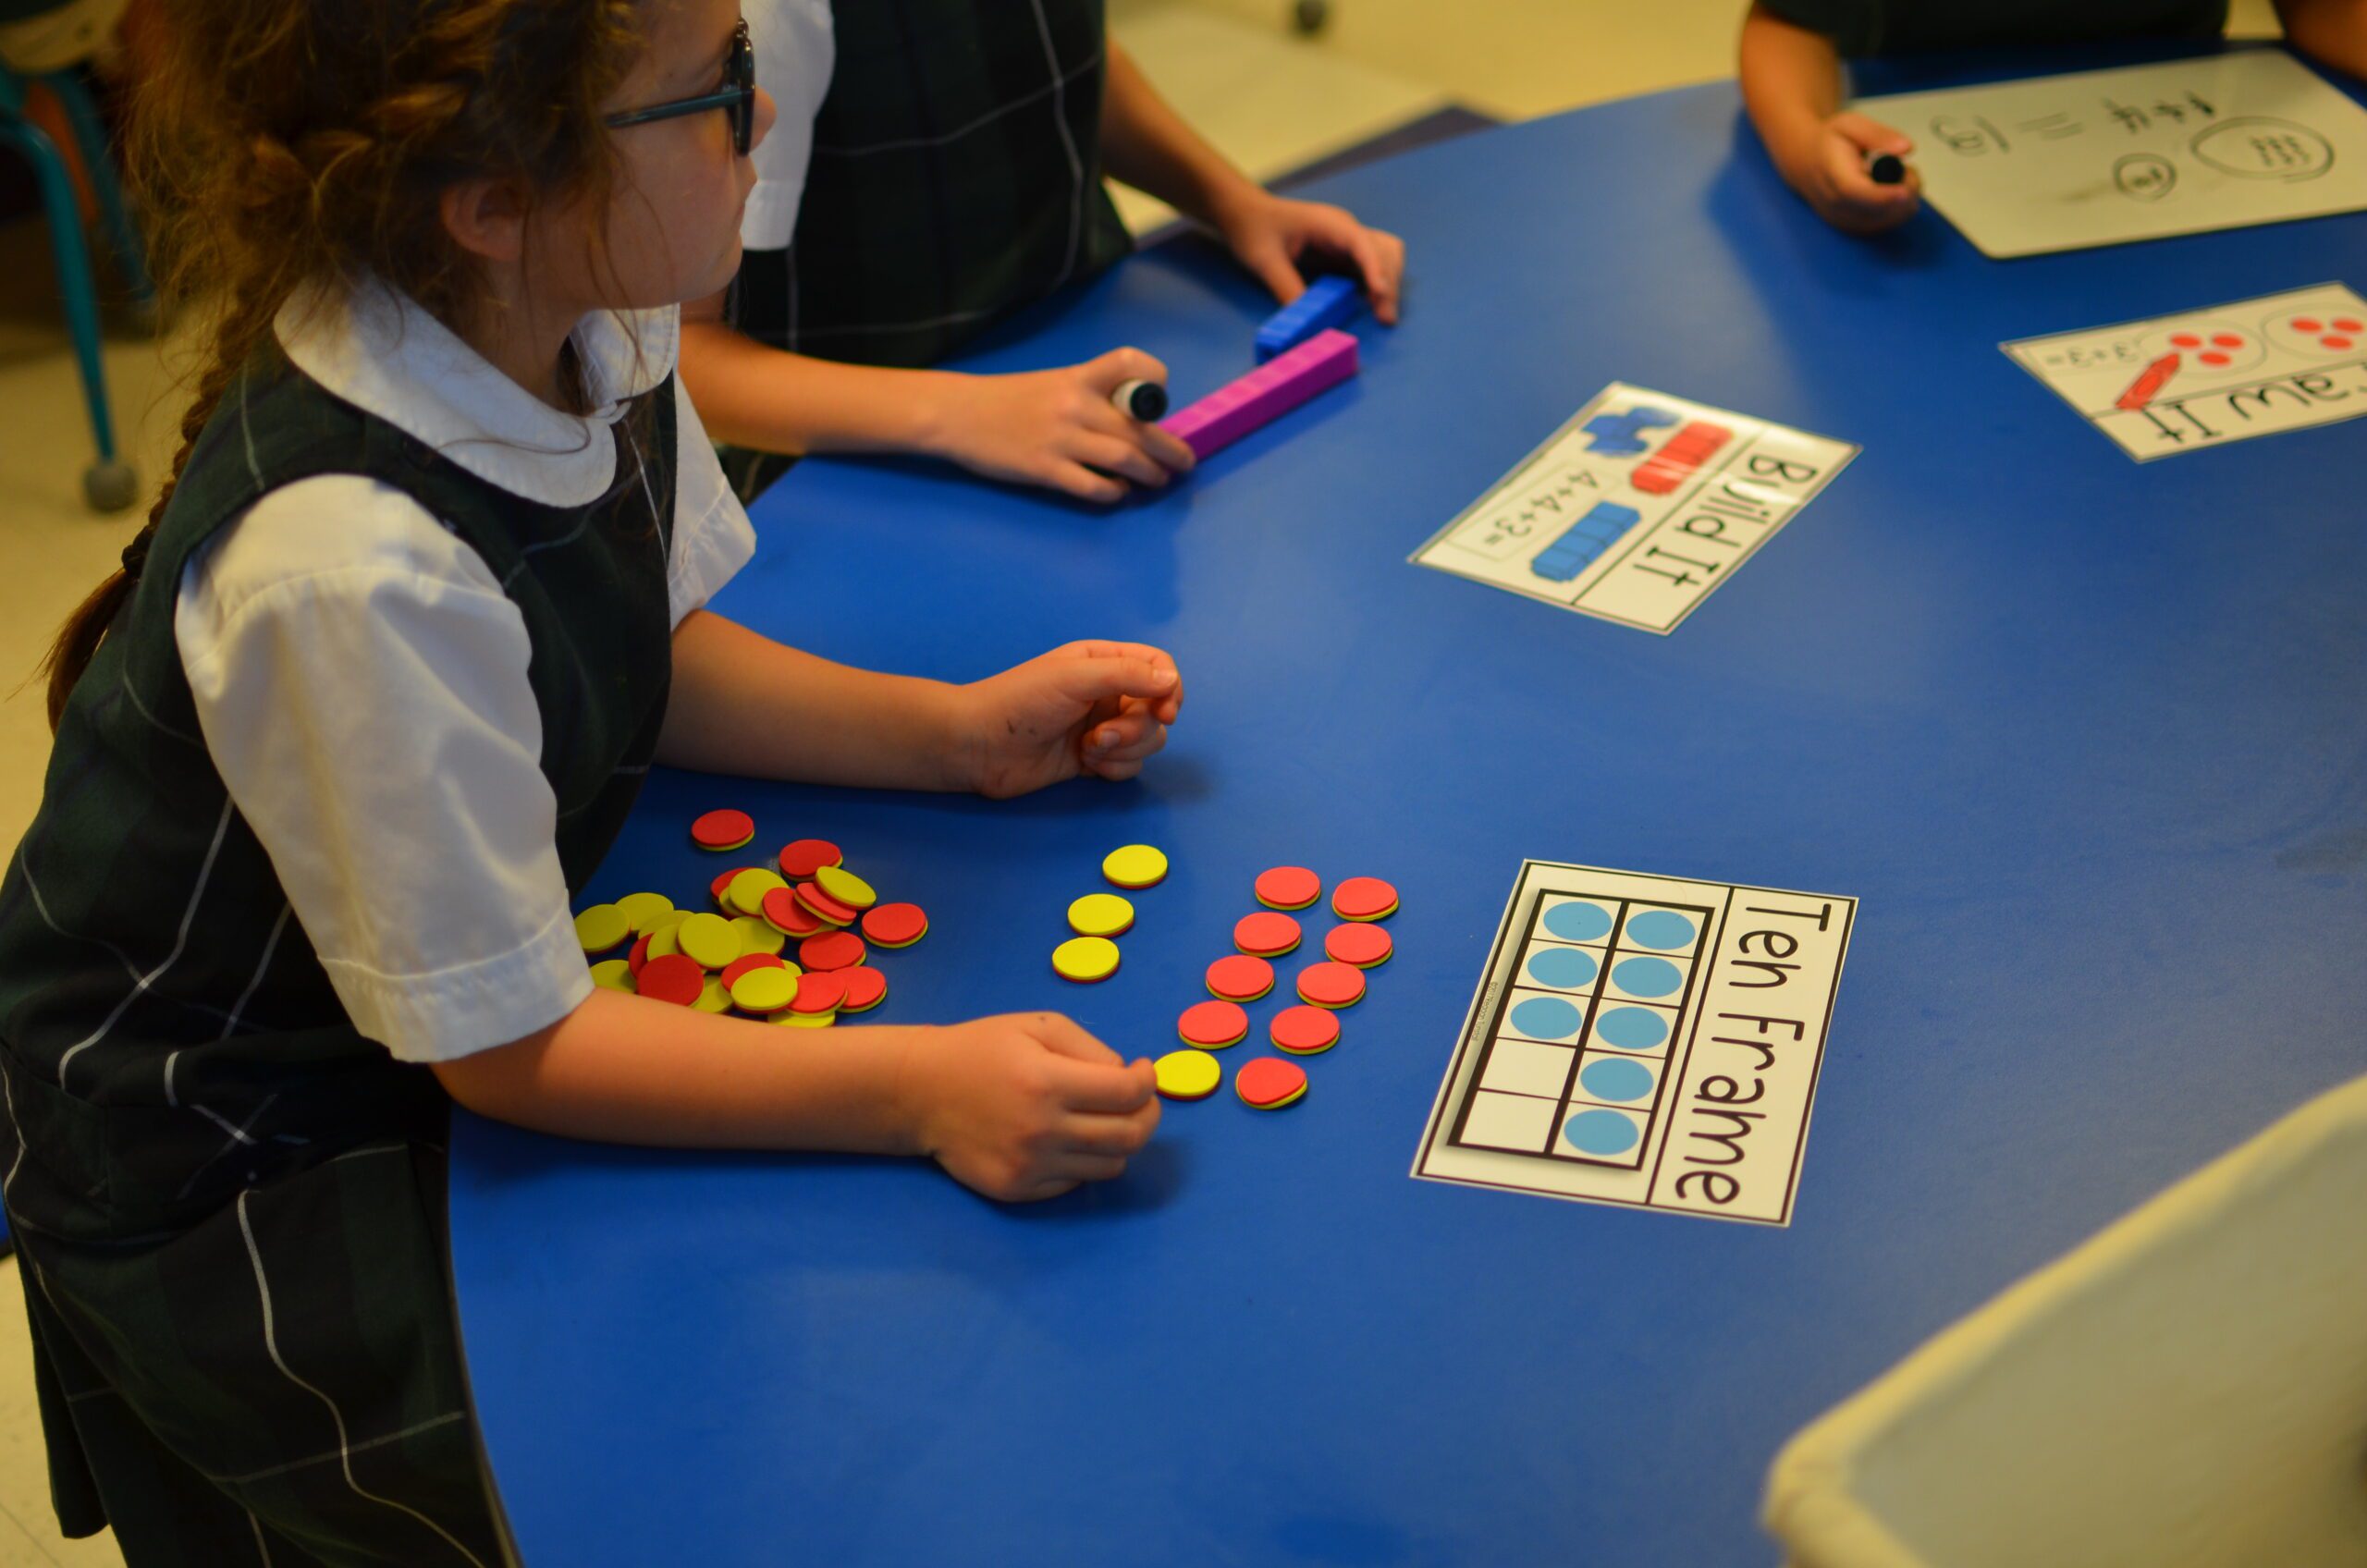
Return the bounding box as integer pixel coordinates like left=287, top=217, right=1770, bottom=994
left=433, top=998, right=1160, bottom=1202
left=443, top=619, right=1182, bottom=1201
left=654, top=610, right=1184, bottom=798
left=1739, top=2, right=1920, bottom=233
left=1098, top=41, right=1404, bottom=322
left=2276, top=0, right=2367, bottom=80
left=677, top=292, right=1193, bottom=503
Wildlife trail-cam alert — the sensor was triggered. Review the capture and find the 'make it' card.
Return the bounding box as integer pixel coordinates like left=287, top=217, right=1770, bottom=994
left=2005, top=282, right=2367, bottom=459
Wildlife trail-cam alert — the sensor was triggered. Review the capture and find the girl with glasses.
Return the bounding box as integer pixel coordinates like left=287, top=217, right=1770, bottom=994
left=0, top=1, right=1175, bottom=1560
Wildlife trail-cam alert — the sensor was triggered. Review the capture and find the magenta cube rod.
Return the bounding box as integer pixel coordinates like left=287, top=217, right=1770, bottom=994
left=1159, top=329, right=1361, bottom=460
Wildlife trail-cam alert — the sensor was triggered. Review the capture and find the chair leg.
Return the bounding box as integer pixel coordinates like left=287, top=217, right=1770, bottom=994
left=0, top=117, right=140, bottom=509
left=40, top=67, right=152, bottom=306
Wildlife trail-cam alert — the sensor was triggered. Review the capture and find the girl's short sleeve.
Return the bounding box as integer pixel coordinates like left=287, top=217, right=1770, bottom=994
left=175, top=477, right=594, bottom=1062
left=667, top=372, right=757, bottom=623
left=742, top=0, right=837, bottom=250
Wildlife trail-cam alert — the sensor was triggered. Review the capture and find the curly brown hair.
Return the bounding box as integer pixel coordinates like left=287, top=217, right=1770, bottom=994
left=42, top=0, right=648, bottom=729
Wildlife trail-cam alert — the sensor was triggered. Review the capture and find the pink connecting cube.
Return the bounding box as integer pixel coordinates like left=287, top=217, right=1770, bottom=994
left=1159, top=329, right=1360, bottom=460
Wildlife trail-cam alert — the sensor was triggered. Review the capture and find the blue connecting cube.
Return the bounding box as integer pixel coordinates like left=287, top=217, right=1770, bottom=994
left=1578, top=404, right=1678, bottom=456
left=1529, top=500, right=1642, bottom=582
left=1253, top=276, right=1363, bottom=362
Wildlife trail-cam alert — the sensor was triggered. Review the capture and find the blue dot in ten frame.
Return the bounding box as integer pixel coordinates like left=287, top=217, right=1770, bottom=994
left=1625, top=910, right=1697, bottom=950
left=1578, top=1058, right=1654, bottom=1103
left=1509, top=996, right=1583, bottom=1040
left=1541, top=900, right=1613, bottom=942
left=1593, top=1007, right=1669, bottom=1051
left=1612, top=956, right=1683, bottom=998
left=1524, top=946, right=1598, bottom=989
left=1563, top=1109, right=1639, bottom=1156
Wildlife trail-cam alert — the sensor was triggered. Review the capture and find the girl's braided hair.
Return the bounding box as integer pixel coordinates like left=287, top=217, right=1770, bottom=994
left=43, top=0, right=645, bottom=729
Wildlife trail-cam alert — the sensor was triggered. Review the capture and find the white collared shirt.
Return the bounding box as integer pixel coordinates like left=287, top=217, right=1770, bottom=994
left=174, top=284, right=754, bottom=1063
left=742, top=0, right=836, bottom=251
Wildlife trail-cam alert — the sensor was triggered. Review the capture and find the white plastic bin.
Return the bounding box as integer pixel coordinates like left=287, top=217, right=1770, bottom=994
left=1764, top=1072, right=2367, bottom=1568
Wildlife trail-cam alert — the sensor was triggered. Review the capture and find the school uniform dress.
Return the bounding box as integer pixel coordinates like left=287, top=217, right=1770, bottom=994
left=724, top=0, right=1136, bottom=499
left=1759, top=0, right=2226, bottom=55
left=0, top=285, right=753, bottom=1564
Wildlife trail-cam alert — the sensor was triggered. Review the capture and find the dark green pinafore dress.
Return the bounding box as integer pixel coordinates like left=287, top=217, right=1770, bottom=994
left=722, top=0, right=1136, bottom=500
left=0, top=345, right=676, bottom=1565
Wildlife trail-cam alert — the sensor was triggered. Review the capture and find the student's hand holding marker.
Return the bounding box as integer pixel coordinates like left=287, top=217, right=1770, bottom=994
left=901, top=1013, right=1161, bottom=1202
left=1212, top=189, right=1405, bottom=325
left=1787, top=113, right=1920, bottom=233
left=951, top=640, right=1184, bottom=800
left=923, top=349, right=1196, bottom=504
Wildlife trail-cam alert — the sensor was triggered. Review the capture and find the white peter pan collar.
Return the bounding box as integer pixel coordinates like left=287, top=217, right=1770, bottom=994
left=275, top=279, right=681, bottom=508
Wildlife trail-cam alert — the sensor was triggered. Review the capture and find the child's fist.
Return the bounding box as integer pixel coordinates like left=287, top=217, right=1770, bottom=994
left=1793, top=113, right=1920, bottom=234
left=926, top=350, right=1195, bottom=504
left=901, top=1013, right=1161, bottom=1202
left=952, top=640, right=1184, bottom=800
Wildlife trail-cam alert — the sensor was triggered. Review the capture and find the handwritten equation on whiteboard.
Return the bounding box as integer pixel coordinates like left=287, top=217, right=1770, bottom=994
left=1858, top=51, right=2367, bottom=256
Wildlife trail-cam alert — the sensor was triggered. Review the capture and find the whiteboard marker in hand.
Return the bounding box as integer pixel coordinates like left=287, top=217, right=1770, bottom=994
left=1864, top=149, right=1907, bottom=186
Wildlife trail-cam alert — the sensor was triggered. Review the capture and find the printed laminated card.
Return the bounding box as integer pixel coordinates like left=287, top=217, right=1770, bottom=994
left=1858, top=51, right=2367, bottom=257
left=1413, top=862, right=1856, bottom=1226
left=1410, top=384, right=1855, bottom=633
left=2004, top=281, right=2367, bottom=459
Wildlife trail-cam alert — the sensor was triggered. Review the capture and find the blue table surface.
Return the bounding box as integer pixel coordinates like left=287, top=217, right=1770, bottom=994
left=450, top=52, right=2367, bottom=1566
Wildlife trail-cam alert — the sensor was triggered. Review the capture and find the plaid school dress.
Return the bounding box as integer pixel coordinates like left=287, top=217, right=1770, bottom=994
left=0, top=348, right=677, bottom=1564
left=725, top=0, right=1136, bottom=498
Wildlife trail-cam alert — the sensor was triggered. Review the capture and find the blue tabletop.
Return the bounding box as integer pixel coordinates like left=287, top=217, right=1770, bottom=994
left=449, top=56, right=2367, bottom=1566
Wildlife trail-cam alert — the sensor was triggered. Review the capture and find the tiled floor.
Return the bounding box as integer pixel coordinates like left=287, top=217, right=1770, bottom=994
left=0, top=1268, right=119, bottom=1567
left=0, top=0, right=2287, bottom=1561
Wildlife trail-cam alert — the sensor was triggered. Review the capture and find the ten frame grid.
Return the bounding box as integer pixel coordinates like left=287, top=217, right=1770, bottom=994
left=1447, top=890, right=1715, bottom=1168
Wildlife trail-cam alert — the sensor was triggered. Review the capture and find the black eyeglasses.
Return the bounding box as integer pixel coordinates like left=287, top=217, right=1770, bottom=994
left=604, top=19, right=755, bottom=155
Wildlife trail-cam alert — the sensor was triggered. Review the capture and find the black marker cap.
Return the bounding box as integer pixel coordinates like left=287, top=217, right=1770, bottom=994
left=1866, top=151, right=1906, bottom=186
left=1112, top=379, right=1169, bottom=422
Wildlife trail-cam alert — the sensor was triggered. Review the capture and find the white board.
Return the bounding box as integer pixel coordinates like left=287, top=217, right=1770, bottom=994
left=1858, top=50, right=2367, bottom=257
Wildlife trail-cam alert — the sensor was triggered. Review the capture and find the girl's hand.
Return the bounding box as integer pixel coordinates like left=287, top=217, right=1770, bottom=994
left=924, top=349, right=1196, bottom=504
left=1212, top=190, right=1405, bottom=325
left=899, top=1013, right=1161, bottom=1202
left=951, top=641, right=1184, bottom=800
left=1785, top=113, right=1920, bottom=234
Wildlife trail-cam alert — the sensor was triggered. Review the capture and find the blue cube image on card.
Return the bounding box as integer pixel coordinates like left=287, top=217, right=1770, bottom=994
left=1577, top=404, right=1677, bottom=455
left=1530, top=501, right=1640, bottom=582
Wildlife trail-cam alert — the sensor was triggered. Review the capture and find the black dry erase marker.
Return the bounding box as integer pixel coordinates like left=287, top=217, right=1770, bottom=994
left=1864, top=149, right=1907, bottom=186
left=1110, top=379, right=1169, bottom=421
